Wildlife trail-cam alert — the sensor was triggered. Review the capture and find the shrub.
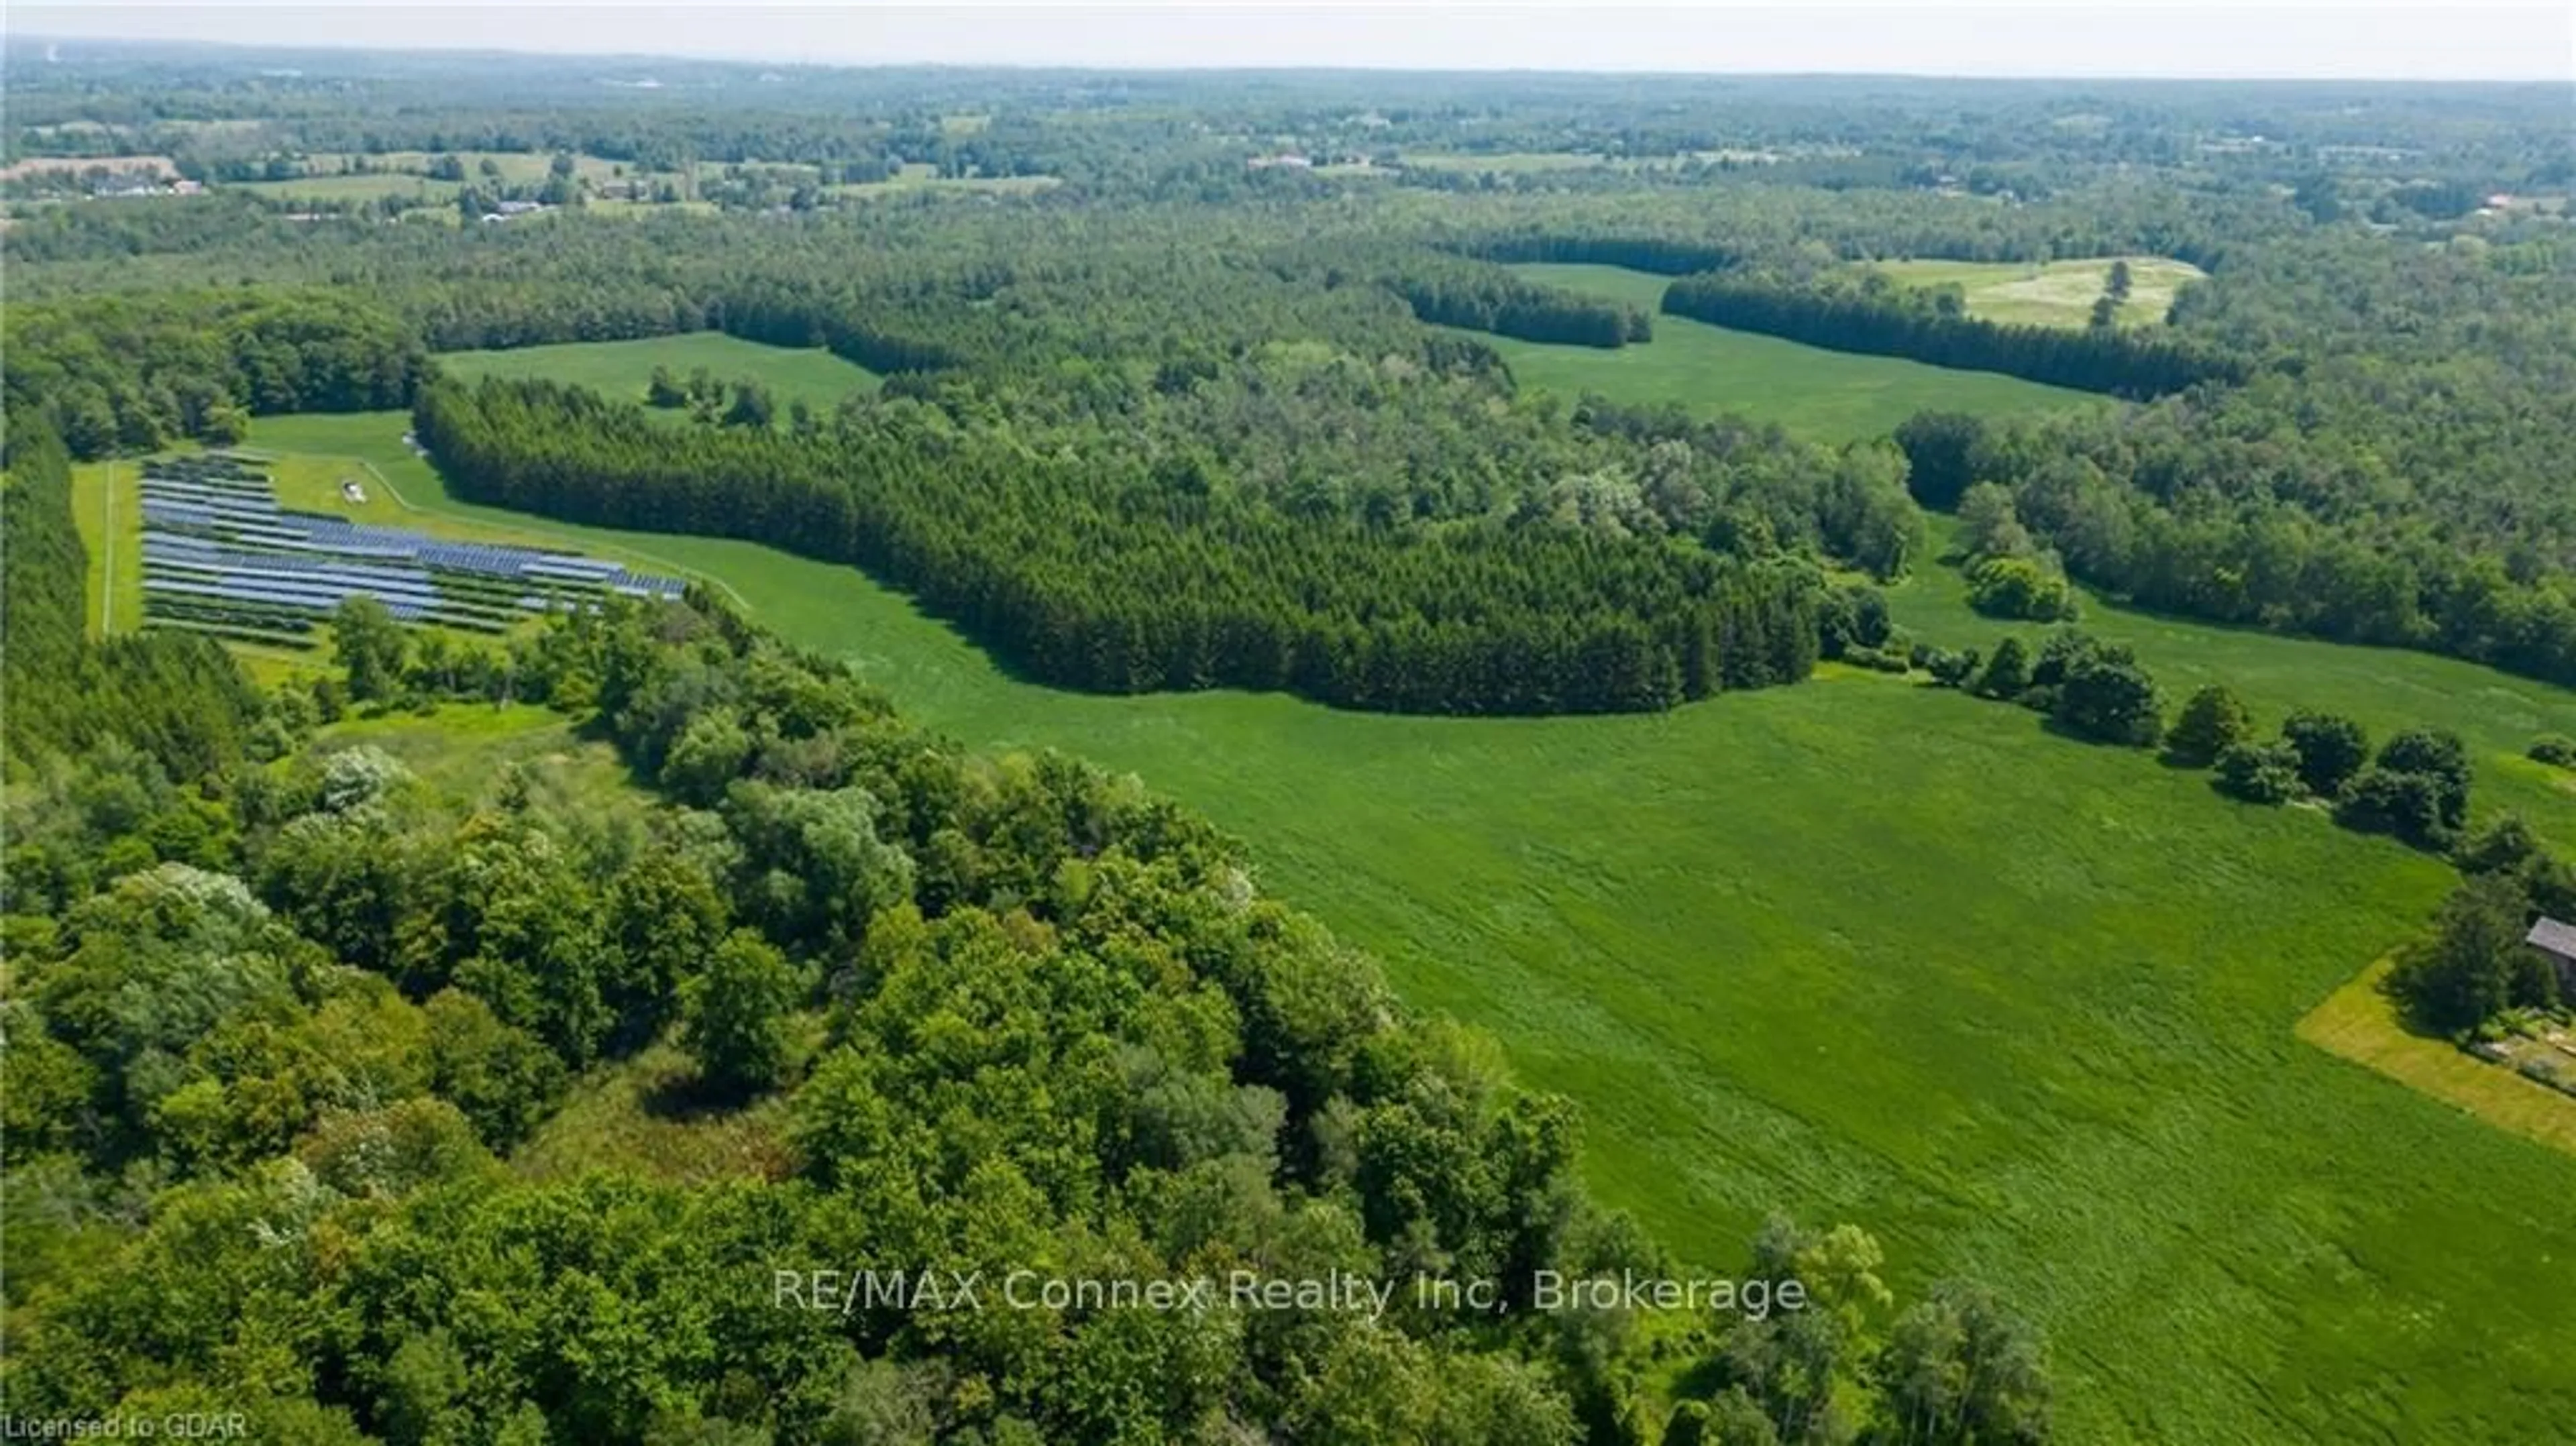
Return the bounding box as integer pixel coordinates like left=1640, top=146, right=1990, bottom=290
left=1819, top=583, right=1893, bottom=659
left=2530, top=734, right=2576, bottom=768
left=2281, top=711, right=2369, bottom=798
left=2214, top=740, right=2302, bottom=803
left=2336, top=767, right=2453, bottom=849
left=2164, top=684, right=2253, bottom=767
left=1966, top=555, right=2079, bottom=622
left=2378, top=728, right=2471, bottom=830
left=1925, top=647, right=1981, bottom=688
left=1973, top=636, right=2030, bottom=699
left=2053, top=641, right=2162, bottom=746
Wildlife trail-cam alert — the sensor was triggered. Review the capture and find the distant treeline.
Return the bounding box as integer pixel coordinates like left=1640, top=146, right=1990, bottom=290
left=1662, top=274, right=2248, bottom=400
left=3, top=291, right=425, bottom=459
left=1899, top=408, right=2576, bottom=691
left=418, top=377, right=1826, bottom=715
left=1256, top=241, right=1652, bottom=349
left=1461, top=232, right=1744, bottom=276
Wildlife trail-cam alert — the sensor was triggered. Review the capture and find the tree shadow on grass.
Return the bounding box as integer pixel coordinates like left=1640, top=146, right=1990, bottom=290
left=640, top=1062, right=755, bottom=1121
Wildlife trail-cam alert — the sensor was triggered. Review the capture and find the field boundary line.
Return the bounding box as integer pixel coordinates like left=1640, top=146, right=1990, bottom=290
left=100, top=460, right=116, bottom=634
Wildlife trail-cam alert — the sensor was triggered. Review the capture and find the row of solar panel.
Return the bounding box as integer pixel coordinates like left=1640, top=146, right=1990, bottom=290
left=140, top=488, right=281, bottom=518
left=142, top=486, right=276, bottom=511
left=135, top=461, right=687, bottom=620
left=144, top=555, right=447, bottom=605
left=143, top=575, right=436, bottom=623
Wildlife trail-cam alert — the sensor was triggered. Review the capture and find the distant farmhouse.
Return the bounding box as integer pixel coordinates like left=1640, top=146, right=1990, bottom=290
left=2528, top=917, right=2576, bottom=997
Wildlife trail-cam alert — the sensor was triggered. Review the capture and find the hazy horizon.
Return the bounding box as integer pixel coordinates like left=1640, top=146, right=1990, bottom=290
left=11, top=3, right=2574, bottom=84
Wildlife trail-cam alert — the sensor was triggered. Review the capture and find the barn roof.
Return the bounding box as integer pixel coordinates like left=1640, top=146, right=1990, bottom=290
left=2527, top=917, right=2576, bottom=960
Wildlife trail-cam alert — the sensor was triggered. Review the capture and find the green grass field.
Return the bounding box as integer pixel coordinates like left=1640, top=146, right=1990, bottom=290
left=1869, top=256, right=2209, bottom=329
left=1398, top=150, right=1619, bottom=172
left=824, top=162, right=1063, bottom=199
left=1488, top=264, right=2106, bottom=442
left=229, top=173, right=464, bottom=204
left=435, top=334, right=881, bottom=416
left=216, top=408, right=2576, bottom=1441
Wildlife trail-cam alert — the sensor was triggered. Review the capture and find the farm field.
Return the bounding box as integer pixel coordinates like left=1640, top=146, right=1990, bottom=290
left=1869, top=255, right=2211, bottom=328
left=330, top=150, right=629, bottom=184
left=225, top=408, right=2576, bottom=1441
left=229, top=172, right=464, bottom=204
left=1394, top=149, right=1781, bottom=172
left=1490, top=262, right=2106, bottom=441
left=435, top=333, right=881, bottom=416
left=824, top=161, right=1063, bottom=199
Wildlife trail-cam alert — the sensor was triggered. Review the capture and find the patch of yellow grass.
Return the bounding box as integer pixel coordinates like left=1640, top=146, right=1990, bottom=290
left=2297, top=958, right=2576, bottom=1158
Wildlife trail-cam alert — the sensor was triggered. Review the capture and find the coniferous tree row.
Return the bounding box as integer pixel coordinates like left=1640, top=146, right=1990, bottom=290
left=1383, top=268, right=1650, bottom=347
left=417, top=378, right=1825, bottom=714
left=0, top=418, right=270, bottom=776
left=1460, top=233, right=1745, bottom=275
left=1260, top=241, right=1650, bottom=347
left=1662, top=273, right=2247, bottom=400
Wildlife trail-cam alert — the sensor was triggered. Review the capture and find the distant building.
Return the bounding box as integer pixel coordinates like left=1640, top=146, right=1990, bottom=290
left=2528, top=917, right=2576, bottom=995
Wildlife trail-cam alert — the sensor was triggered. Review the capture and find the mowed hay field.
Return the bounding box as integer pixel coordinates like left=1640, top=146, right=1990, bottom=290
left=1489, top=264, right=2105, bottom=442
left=1868, top=255, right=2210, bottom=329
left=234, top=408, right=2576, bottom=1441
left=437, top=333, right=881, bottom=416
left=231, top=172, right=464, bottom=205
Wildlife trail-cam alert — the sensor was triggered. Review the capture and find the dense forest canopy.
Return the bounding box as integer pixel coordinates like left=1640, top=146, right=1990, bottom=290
left=7, top=40, right=2576, bottom=1443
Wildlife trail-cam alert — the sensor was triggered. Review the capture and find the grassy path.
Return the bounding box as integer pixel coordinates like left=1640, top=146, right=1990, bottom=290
left=2298, top=958, right=2576, bottom=1158
left=98, top=459, right=115, bottom=634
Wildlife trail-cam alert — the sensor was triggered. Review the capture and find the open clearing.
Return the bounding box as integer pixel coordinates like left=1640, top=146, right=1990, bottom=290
left=229, top=173, right=464, bottom=204
left=332, top=150, right=629, bottom=185
left=208, top=408, right=2576, bottom=1442
left=2298, top=958, right=2576, bottom=1158
left=316, top=706, right=796, bottom=1182
left=1489, top=263, right=2105, bottom=442
left=1889, top=515, right=2576, bottom=850
left=1868, top=256, right=2210, bottom=329
left=436, top=333, right=881, bottom=416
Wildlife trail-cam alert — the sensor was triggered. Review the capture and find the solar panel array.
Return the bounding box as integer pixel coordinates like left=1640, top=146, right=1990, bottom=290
left=137, top=453, right=685, bottom=649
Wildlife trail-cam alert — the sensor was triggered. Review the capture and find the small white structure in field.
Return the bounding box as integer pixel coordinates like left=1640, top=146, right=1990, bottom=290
left=341, top=478, right=368, bottom=504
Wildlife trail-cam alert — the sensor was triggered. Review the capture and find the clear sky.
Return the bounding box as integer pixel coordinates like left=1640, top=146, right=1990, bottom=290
left=11, top=3, right=2574, bottom=82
